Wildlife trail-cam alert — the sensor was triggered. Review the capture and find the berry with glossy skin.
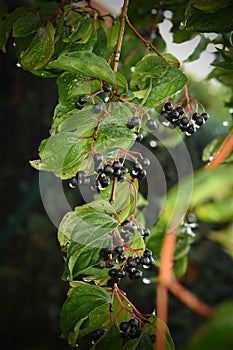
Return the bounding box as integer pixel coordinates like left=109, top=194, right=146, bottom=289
left=176, top=105, right=185, bottom=116
left=179, top=124, right=188, bottom=132
left=137, top=168, right=146, bottom=180
left=127, top=116, right=141, bottom=129
left=195, top=116, right=204, bottom=126
left=186, top=124, right=195, bottom=135
left=82, top=176, right=91, bottom=185
left=78, top=95, right=88, bottom=105
left=118, top=253, right=126, bottom=262
left=112, top=160, right=122, bottom=170
left=133, top=163, right=142, bottom=171
left=77, top=171, right=86, bottom=183
left=201, top=112, right=210, bottom=122
left=102, top=83, right=112, bottom=92
left=135, top=131, right=143, bottom=141
left=192, top=112, right=200, bottom=121
left=75, top=101, right=84, bottom=109
left=146, top=119, right=157, bottom=130
left=170, top=109, right=180, bottom=120
left=143, top=228, right=150, bottom=237
left=129, top=318, right=139, bottom=328
left=103, top=165, right=114, bottom=175
left=94, top=153, right=103, bottom=163
left=143, top=249, right=153, bottom=257
left=164, top=101, right=173, bottom=111
left=118, top=174, right=126, bottom=183
left=120, top=322, right=129, bottom=332
left=69, top=177, right=78, bottom=188
left=92, top=104, right=102, bottom=114
left=141, top=158, right=150, bottom=167
left=180, top=117, right=189, bottom=126
left=115, top=246, right=124, bottom=255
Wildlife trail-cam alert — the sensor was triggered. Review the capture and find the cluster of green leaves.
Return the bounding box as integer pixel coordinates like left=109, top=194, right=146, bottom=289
left=1, top=0, right=233, bottom=349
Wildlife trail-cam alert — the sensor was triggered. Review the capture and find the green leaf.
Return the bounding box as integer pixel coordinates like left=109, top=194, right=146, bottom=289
left=91, top=323, right=121, bottom=350
left=191, top=0, right=230, bottom=13
left=181, top=300, right=233, bottom=350
left=60, top=282, right=111, bottom=340
left=185, top=2, right=233, bottom=32
left=173, top=255, right=188, bottom=277
left=58, top=200, right=118, bottom=244
left=63, top=15, right=92, bottom=43
left=208, top=224, right=233, bottom=259
left=96, top=120, right=136, bottom=154
left=30, top=132, right=91, bottom=179
left=19, top=22, right=55, bottom=70
left=115, top=71, right=128, bottom=94
left=202, top=137, right=224, bottom=161
left=12, top=12, right=40, bottom=38
left=47, top=51, right=116, bottom=84
left=130, top=54, right=188, bottom=107
left=184, top=35, right=210, bottom=62
left=159, top=166, right=233, bottom=229
left=130, top=54, right=168, bottom=90
left=195, top=193, right=233, bottom=223
left=0, top=1, right=7, bottom=20
left=93, top=27, right=107, bottom=56
left=106, top=20, right=120, bottom=51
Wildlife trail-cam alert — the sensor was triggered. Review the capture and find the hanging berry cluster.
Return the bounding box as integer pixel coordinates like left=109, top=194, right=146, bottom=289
left=158, top=100, right=210, bottom=136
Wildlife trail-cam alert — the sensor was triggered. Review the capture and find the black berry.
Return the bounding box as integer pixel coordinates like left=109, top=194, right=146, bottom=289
left=78, top=95, right=88, bottom=105
left=176, top=105, right=185, bottom=116
left=115, top=246, right=124, bottom=255
left=180, top=117, right=189, bottom=126
left=103, top=165, right=114, bottom=175
left=141, top=158, right=150, bottom=167
left=120, top=322, right=129, bottom=332
left=164, top=101, right=173, bottom=111
left=195, top=116, right=204, bottom=126
left=94, top=153, right=103, bottom=163
left=69, top=177, right=78, bottom=188
left=146, top=119, right=157, bottom=130
left=186, top=125, right=195, bottom=135
left=103, top=83, right=112, bottom=92
left=92, top=104, right=102, bottom=114
left=135, top=131, right=143, bottom=141
left=129, top=318, right=139, bottom=328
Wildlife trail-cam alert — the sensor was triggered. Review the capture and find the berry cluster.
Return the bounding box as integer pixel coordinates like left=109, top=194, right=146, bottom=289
left=74, top=84, right=112, bottom=111
left=158, top=101, right=210, bottom=136
left=120, top=318, right=141, bottom=340
left=125, top=249, right=154, bottom=280
left=69, top=156, right=150, bottom=191
left=68, top=170, right=91, bottom=188
left=119, top=220, right=150, bottom=243
left=96, top=160, right=128, bottom=191
left=126, top=116, right=157, bottom=132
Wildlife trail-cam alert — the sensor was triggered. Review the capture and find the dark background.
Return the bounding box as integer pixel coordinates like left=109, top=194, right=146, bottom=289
left=1, top=2, right=233, bottom=350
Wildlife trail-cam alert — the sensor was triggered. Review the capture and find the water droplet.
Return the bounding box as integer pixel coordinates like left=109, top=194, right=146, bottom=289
left=208, top=156, right=214, bottom=161
left=142, top=265, right=150, bottom=269
left=104, top=97, right=109, bottom=102
left=130, top=66, right=135, bottom=72
left=13, top=42, right=16, bottom=47
left=142, top=278, right=151, bottom=285
left=16, top=63, right=21, bottom=68
left=151, top=33, right=156, bottom=40
left=149, top=140, right=157, bottom=148
left=223, top=121, right=229, bottom=126
left=151, top=9, right=157, bottom=15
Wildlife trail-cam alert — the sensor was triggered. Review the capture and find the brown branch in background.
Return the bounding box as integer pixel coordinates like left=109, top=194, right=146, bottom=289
left=113, top=0, right=129, bottom=72
left=126, top=18, right=165, bottom=59
left=47, top=0, right=67, bottom=23
left=156, top=231, right=177, bottom=350
left=206, top=130, right=233, bottom=169
left=169, top=280, right=214, bottom=318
